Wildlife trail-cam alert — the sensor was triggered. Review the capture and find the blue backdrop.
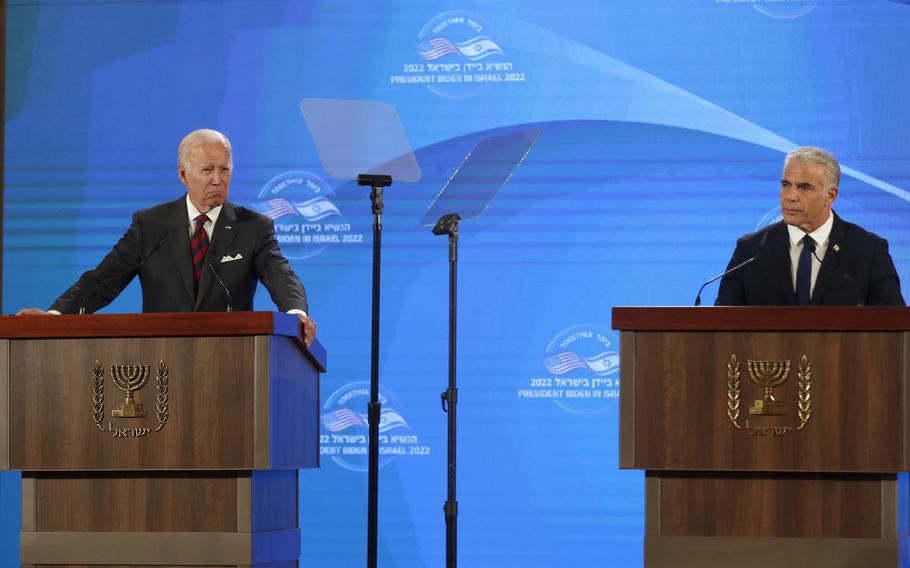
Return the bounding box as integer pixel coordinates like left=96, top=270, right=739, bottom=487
left=4, top=0, right=910, bottom=565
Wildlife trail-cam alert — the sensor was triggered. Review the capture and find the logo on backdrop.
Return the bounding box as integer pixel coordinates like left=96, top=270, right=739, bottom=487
left=389, top=10, right=527, bottom=99
left=320, top=381, right=431, bottom=472
left=756, top=207, right=783, bottom=231
left=253, top=171, right=363, bottom=260
left=519, top=324, right=620, bottom=415
left=715, top=0, right=819, bottom=20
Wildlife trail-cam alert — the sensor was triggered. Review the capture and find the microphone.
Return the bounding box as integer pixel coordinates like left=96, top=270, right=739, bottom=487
left=78, top=233, right=170, bottom=314
left=695, top=231, right=769, bottom=306
left=207, top=246, right=233, bottom=312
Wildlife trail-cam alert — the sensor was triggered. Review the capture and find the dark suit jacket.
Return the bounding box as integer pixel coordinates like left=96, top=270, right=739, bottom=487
left=51, top=197, right=308, bottom=314
left=715, top=213, right=905, bottom=306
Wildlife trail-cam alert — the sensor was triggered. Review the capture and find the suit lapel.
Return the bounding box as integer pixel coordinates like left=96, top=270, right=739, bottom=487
left=766, top=223, right=796, bottom=305
left=810, top=213, right=843, bottom=306
left=195, top=202, right=239, bottom=310
left=167, top=198, right=196, bottom=304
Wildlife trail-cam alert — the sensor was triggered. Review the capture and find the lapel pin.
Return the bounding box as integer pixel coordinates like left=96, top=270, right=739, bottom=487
left=225, top=225, right=232, bottom=230
left=833, top=244, right=840, bottom=252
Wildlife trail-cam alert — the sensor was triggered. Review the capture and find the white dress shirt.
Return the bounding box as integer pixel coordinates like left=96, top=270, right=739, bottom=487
left=787, top=212, right=834, bottom=298
left=186, top=196, right=308, bottom=318
left=186, top=196, right=222, bottom=240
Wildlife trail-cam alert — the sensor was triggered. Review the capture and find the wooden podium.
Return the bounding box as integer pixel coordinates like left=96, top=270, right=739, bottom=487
left=613, top=306, right=910, bottom=568
left=0, top=312, right=326, bottom=567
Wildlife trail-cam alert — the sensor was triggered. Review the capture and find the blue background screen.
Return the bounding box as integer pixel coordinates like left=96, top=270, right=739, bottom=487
left=4, top=1, right=910, bottom=565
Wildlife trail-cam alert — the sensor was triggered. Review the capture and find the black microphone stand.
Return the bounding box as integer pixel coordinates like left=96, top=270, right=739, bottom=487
left=77, top=233, right=171, bottom=314
left=207, top=249, right=233, bottom=312
left=357, top=173, right=392, bottom=568
left=693, top=256, right=756, bottom=306
left=432, top=213, right=461, bottom=568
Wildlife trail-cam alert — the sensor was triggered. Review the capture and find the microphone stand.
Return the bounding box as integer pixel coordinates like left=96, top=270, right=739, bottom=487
left=693, top=256, right=756, bottom=306
left=696, top=231, right=769, bottom=306
left=77, top=233, right=170, bottom=314
left=433, top=213, right=460, bottom=568
left=357, top=173, right=392, bottom=568
left=207, top=250, right=233, bottom=312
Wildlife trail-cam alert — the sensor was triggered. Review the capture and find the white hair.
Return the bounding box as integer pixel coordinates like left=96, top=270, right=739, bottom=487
left=178, top=129, right=232, bottom=167
left=785, top=146, right=840, bottom=188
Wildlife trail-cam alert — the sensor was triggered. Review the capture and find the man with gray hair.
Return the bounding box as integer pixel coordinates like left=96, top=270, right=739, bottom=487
left=715, top=146, right=904, bottom=306
left=18, top=128, right=317, bottom=344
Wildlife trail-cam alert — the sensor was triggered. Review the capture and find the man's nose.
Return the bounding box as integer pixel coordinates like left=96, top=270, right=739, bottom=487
left=211, top=171, right=222, bottom=184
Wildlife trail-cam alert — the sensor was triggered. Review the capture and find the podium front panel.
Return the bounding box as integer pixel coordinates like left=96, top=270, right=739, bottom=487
left=620, top=330, right=910, bottom=472
left=6, top=334, right=317, bottom=471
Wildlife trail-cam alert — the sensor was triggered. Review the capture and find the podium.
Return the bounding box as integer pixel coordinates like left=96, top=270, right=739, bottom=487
left=613, top=306, right=910, bottom=568
left=0, top=312, right=326, bottom=567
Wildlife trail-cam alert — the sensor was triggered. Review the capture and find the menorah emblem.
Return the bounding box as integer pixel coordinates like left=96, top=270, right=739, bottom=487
left=747, top=359, right=791, bottom=415
left=111, top=365, right=150, bottom=418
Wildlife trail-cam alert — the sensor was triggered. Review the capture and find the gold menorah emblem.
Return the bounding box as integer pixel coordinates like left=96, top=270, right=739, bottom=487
left=111, top=365, right=150, bottom=418
left=747, top=360, right=791, bottom=415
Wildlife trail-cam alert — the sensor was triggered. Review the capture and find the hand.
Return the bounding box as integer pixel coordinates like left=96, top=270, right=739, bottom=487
left=297, top=313, right=317, bottom=347
left=16, top=307, right=53, bottom=316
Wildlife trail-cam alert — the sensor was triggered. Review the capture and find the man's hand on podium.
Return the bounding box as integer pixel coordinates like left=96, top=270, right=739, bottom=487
left=297, top=313, right=317, bottom=347
left=16, top=307, right=55, bottom=316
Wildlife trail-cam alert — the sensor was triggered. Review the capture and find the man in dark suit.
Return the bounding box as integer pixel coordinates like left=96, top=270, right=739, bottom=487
left=17, top=129, right=317, bottom=344
left=715, top=146, right=904, bottom=307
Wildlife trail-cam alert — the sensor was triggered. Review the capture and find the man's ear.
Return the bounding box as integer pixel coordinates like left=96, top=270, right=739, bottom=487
left=826, top=185, right=839, bottom=208
left=178, top=164, right=188, bottom=186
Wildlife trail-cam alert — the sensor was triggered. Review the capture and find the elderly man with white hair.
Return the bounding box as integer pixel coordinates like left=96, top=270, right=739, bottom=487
left=18, top=128, right=316, bottom=344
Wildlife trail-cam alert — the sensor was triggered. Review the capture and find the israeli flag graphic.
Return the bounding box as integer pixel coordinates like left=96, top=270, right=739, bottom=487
left=454, top=36, right=504, bottom=60
left=378, top=408, right=410, bottom=433
left=294, top=197, right=341, bottom=221
left=583, top=352, right=620, bottom=374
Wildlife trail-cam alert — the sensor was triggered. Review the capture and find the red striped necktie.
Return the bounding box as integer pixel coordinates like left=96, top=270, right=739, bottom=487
left=191, top=213, right=210, bottom=289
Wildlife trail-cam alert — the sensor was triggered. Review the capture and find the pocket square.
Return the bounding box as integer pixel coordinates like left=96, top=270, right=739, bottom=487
left=220, top=253, right=243, bottom=263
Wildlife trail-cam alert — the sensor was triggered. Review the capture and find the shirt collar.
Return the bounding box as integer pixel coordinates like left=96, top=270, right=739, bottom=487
left=787, top=211, right=834, bottom=248
left=185, top=194, right=223, bottom=226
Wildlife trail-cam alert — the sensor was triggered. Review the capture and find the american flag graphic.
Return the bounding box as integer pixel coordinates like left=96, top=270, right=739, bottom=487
left=257, top=198, right=299, bottom=220
left=541, top=352, right=588, bottom=375
left=321, top=407, right=411, bottom=433
left=254, top=197, right=341, bottom=221
left=416, top=36, right=505, bottom=61
left=416, top=37, right=461, bottom=60
left=321, top=408, right=367, bottom=432
left=541, top=351, right=620, bottom=376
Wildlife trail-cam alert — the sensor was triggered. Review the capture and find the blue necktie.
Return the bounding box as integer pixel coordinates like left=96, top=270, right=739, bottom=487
left=795, top=235, right=815, bottom=305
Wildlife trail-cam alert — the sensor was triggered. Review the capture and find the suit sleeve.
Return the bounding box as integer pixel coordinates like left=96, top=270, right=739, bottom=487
left=49, top=213, right=144, bottom=314
left=252, top=218, right=309, bottom=313
left=867, top=237, right=906, bottom=306
left=714, top=238, right=749, bottom=306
